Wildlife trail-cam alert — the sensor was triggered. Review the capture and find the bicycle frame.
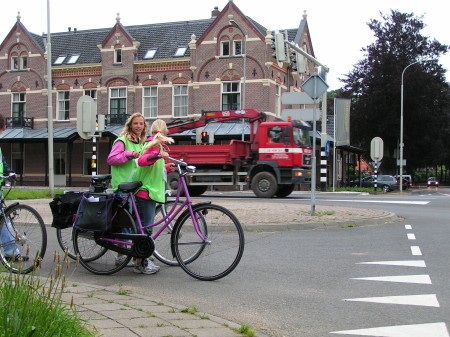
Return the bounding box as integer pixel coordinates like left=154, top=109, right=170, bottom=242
left=96, top=158, right=207, bottom=253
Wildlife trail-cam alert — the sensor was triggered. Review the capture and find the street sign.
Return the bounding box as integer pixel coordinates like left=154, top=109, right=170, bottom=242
left=281, top=92, right=315, bottom=105
left=370, top=137, right=384, bottom=161
left=76, top=95, right=97, bottom=139
left=301, top=74, right=329, bottom=100
left=281, top=108, right=320, bottom=121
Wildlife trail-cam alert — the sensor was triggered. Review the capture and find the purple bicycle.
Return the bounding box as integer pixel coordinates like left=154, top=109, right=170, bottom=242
left=72, top=157, right=245, bottom=281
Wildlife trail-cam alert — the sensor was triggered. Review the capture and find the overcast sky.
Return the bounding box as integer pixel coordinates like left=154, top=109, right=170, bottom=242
left=1, top=0, right=448, bottom=90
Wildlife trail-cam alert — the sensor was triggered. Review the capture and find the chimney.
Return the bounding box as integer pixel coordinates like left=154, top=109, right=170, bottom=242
left=74, top=28, right=77, bottom=33
left=68, top=27, right=71, bottom=32
left=211, top=6, right=220, bottom=18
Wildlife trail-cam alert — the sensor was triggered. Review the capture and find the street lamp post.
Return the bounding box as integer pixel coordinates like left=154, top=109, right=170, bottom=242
left=47, top=0, right=54, bottom=196
left=228, top=18, right=246, bottom=140
left=399, top=59, right=435, bottom=192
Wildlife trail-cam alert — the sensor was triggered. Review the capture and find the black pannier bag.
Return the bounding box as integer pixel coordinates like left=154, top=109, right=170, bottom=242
left=49, top=192, right=83, bottom=229
left=73, top=193, right=115, bottom=232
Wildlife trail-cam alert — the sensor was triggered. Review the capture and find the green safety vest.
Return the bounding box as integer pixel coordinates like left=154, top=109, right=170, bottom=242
left=0, top=147, right=4, bottom=185
left=110, top=136, right=143, bottom=192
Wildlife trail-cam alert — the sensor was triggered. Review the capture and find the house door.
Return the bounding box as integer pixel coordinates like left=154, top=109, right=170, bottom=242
left=54, top=144, right=66, bottom=186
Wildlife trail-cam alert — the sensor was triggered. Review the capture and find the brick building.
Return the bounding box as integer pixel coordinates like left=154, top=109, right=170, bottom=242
left=0, top=1, right=317, bottom=187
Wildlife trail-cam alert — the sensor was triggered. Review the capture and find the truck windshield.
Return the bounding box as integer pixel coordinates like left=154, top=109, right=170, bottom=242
left=293, top=127, right=312, bottom=147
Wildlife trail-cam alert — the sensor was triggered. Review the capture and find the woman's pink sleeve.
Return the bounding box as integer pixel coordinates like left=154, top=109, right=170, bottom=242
left=107, top=141, right=133, bottom=166
left=137, top=147, right=160, bottom=167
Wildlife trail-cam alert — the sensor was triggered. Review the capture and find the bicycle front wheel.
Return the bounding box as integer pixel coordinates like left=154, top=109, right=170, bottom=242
left=0, top=204, right=47, bottom=274
left=56, top=227, right=77, bottom=260
left=73, top=209, right=135, bottom=275
left=172, top=204, right=245, bottom=281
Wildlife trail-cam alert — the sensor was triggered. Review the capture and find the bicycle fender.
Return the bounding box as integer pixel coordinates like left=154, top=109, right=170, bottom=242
left=4, top=202, right=19, bottom=213
left=170, top=201, right=211, bottom=257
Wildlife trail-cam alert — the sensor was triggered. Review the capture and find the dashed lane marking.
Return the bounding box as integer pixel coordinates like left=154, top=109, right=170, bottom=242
left=407, top=233, right=416, bottom=240
left=344, top=294, right=439, bottom=307
left=411, top=246, right=422, bottom=256
left=330, top=322, right=450, bottom=336
left=351, top=274, right=432, bottom=284
left=357, top=260, right=426, bottom=267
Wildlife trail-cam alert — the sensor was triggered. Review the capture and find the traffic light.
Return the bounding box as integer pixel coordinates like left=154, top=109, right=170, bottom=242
left=201, top=131, right=208, bottom=143
left=271, top=31, right=287, bottom=64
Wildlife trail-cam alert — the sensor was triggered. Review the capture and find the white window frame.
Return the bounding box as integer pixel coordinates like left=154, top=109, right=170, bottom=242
left=221, top=41, right=230, bottom=56
left=12, top=92, right=26, bottom=124
left=66, top=54, right=80, bottom=64
left=144, top=49, right=157, bottom=59
left=84, top=89, right=97, bottom=101
left=109, top=87, right=127, bottom=120
left=173, top=85, right=188, bottom=118
left=114, top=49, right=122, bottom=63
left=233, top=40, right=242, bottom=56
left=221, top=82, right=241, bottom=110
left=54, top=55, right=66, bottom=65
left=20, top=55, right=27, bottom=69
left=57, top=91, right=70, bottom=121
left=11, top=56, right=18, bottom=70
left=174, top=46, right=187, bottom=57
left=143, top=86, right=158, bottom=118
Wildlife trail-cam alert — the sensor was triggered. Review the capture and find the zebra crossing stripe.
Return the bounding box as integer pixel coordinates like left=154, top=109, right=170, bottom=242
left=357, top=260, right=426, bottom=267
left=330, top=322, right=449, bottom=336
left=344, top=294, right=439, bottom=307
left=351, top=274, right=431, bottom=284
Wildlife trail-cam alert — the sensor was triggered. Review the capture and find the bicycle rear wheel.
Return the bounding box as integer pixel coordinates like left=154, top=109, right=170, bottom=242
left=172, top=204, right=245, bottom=281
left=0, top=204, right=47, bottom=274
left=56, top=227, right=77, bottom=260
left=73, top=209, right=135, bottom=275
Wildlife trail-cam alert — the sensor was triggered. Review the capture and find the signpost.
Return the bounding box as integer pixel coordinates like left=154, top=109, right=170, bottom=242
left=370, top=137, right=384, bottom=193
left=302, top=74, right=329, bottom=215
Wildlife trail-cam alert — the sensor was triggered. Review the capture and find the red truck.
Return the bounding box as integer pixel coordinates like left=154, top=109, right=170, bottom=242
left=166, top=109, right=312, bottom=198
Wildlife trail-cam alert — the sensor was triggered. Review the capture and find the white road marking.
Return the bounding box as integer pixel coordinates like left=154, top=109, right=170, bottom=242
left=407, top=233, right=416, bottom=240
left=351, top=274, right=432, bottom=284
left=357, top=260, right=426, bottom=267
left=329, top=199, right=429, bottom=205
left=405, top=224, right=412, bottom=229
left=344, top=294, right=439, bottom=307
left=330, top=322, right=450, bottom=336
left=411, top=246, right=422, bottom=256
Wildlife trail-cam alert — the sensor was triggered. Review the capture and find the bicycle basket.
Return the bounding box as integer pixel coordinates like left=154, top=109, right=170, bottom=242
left=73, top=193, right=115, bottom=232
left=49, top=191, right=83, bottom=229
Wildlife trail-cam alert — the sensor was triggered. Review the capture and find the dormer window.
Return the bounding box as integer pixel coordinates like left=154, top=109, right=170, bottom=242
left=54, top=55, right=67, bottom=65
left=144, top=48, right=157, bottom=59
left=174, top=46, right=187, bottom=57
left=66, top=54, right=80, bottom=64
left=114, top=48, right=122, bottom=63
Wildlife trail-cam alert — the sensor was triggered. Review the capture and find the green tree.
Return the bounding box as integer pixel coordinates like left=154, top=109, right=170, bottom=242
left=341, top=10, right=450, bottom=174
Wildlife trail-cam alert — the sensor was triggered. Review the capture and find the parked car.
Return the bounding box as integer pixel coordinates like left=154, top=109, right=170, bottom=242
left=349, top=175, right=400, bottom=193
left=427, top=177, right=439, bottom=187
left=395, top=175, right=412, bottom=189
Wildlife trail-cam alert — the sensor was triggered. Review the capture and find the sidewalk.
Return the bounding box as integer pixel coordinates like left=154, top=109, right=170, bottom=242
left=21, top=196, right=397, bottom=337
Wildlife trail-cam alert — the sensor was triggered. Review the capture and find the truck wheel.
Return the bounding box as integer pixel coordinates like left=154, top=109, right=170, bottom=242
left=275, top=184, right=295, bottom=198
left=251, top=172, right=277, bottom=198
left=187, top=185, right=208, bottom=196
left=167, top=172, right=183, bottom=196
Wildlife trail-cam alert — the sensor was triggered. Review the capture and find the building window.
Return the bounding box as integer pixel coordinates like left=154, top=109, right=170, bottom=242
left=84, top=89, right=97, bottom=101
left=66, top=54, right=80, bottom=64
left=54, top=143, right=66, bottom=175
left=173, top=85, right=188, bottom=117
left=233, top=40, right=242, bottom=56
left=143, top=86, right=158, bottom=118
left=221, top=41, right=230, bottom=56
left=21, top=55, right=27, bottom=69
left=12, top=143, right=23, bottom=175
left=54, top=55, right=66, bottom=65
left=11, top=55, right=18, bottom=70
left=174, top=46, right=187, bottom=57
left=57, top=91, right=70, bottom=120
left=109, top=87, right=127, bottom=122
left=144, top=49, right=157, bottom=59
left=11, top=92, right=26, bottom=126
left=83, top=141, right=93, bottom=176
left=114, top=49, right=122, bottom=63
left=221, top=82, right=240, bottom=110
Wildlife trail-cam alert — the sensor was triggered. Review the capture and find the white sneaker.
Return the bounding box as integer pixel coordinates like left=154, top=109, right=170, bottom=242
left=133, top=258, right=160, bottom=275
